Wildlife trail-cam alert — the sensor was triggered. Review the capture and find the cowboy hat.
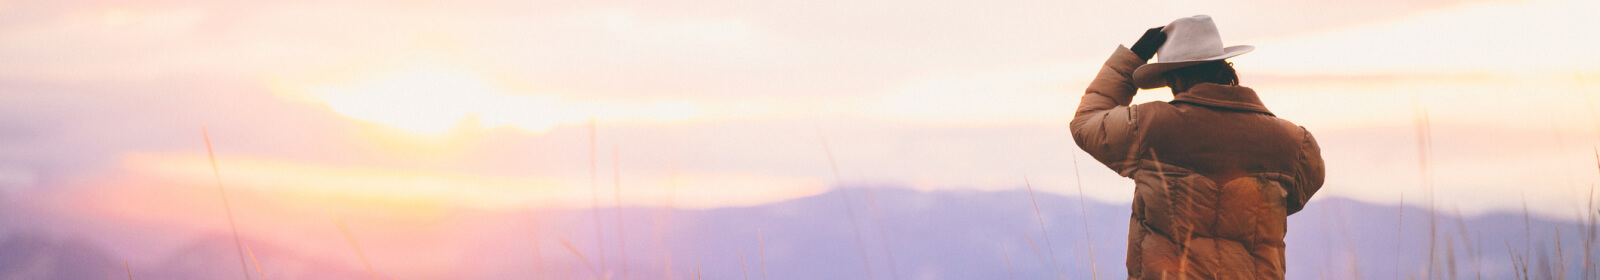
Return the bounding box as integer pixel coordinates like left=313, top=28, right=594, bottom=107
left=1131, top=15, right=1254, bottom=89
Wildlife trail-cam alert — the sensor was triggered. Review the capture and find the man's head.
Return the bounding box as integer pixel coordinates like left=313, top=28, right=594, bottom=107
left=1163, top=60, right=1239, bottom=95
left=1131, top=15, right=1252, bottom=90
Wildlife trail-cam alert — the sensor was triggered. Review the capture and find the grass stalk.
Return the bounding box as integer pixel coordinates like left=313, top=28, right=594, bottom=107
left=1020, top=229, right=1045, bottom=266
left=1069, top=152, right=1099, bottom=280
left=1558, top=228, right=1568, bottom=280
left=201, top=127, right=254, bottom=280
left=861, top=183, right=901, bottom=280
left=1023, top=177, right=1062, bottom=279
left=1587, top=151, right=1599, bottom=280
left=1398, top=192, right=1406, bottom=280
left=247, top=245, right=267, bottom=280
left=758, top=229, right=768, bottom=280
left=1414, top=106, right=1436, bottom=280
left=740, top=249, right=750, bottom=280
left=1525, top=196, right=1534, bottom=275
left=1452, top=207, right=1480, bottom=280
left=1001, top=242, right=1015, bottom=280
left=558, top=236, right=600, bottom=278
left=335, top=218, right=380, bottom=280
left=125, top=259, right=133, bottom=280
left=815, top=125, right=877, bottom=280
left=1507, top=242, right=1524, bottom=280
left=613, top=144, right=630, bottom=280
left=1445, top=233, right=1457, bottom=280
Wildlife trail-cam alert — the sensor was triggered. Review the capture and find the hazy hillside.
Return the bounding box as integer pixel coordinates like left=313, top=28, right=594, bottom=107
left=1, top=187, right=1589, bottom=279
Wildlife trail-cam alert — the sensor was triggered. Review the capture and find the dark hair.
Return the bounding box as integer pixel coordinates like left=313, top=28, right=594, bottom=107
left=1163, top=60, right=1238, bottom=94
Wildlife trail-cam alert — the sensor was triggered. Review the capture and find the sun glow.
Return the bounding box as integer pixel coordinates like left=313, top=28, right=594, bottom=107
left=307, top=66, right=567, bottom=134
left=302, top=64, right=712, bottom=135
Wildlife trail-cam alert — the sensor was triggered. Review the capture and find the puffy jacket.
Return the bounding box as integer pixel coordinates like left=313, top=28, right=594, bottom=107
left=1071, top=46, right=1325, bottom=279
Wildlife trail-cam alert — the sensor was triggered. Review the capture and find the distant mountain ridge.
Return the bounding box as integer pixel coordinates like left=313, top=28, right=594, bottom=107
left=0, top=187, right=1589, bottom=279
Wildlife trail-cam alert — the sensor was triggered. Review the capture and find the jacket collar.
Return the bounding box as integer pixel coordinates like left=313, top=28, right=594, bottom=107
left=1171, top=83, right=1274, bottom=116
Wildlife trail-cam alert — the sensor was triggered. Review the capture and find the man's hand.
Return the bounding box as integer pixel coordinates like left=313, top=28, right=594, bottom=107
left=1130, top=27, right=1166, bottom=61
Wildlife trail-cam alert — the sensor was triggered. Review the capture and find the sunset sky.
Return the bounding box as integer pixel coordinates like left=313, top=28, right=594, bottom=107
left=3, top=0, right=1600, bottom=273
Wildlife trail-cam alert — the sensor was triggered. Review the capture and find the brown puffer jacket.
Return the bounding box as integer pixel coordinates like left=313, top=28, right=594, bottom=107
left=1071, top=46, right=1325, bottom=280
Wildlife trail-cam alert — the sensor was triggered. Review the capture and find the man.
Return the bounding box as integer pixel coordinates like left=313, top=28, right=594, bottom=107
left=1070, top=15, right=1325, bottom=279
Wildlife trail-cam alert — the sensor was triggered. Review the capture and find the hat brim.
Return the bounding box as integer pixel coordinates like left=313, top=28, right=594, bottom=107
left=1132, top=45, right=1254, bottom=89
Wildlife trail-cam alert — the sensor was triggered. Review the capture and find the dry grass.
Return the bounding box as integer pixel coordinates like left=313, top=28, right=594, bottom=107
left=861, top=184, right=902, bottom=280
left=1397, top=192, right=1406, bottom=280
left=558, top=236, right=600, bottom=278
left=1415, top=106, right=1437, bottom=279
left=247, top=245, right=267, bottom=280
left=1000, top=241, right=1015, bottom=280
left=1020, top=228, right=1045, bottom=267
left=335, top=218, right=379, bottom=280
left=155, top=105, right=1600, bottom=280
left=201, top=126, right=255, bottom=280
left=1069, top=152, right=1100, bottom=280
left=1451, top=207, right=1481, bottom=280
left=758, top=229, right=768, bottom=280
left=1023, top=177, right=1062, bottom=279
left=816, top=125, right=878, bottom=280
left=739, top=249, right=750, bottom=280
left=613, top=144, right=630, bottom=280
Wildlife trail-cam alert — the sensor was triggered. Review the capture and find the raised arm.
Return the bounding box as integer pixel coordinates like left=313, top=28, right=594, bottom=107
left=1070, top=45, right=1148, bottom=176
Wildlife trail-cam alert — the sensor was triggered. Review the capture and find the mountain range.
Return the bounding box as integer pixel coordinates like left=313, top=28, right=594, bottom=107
left=0, top=187, right=1590, bottom=279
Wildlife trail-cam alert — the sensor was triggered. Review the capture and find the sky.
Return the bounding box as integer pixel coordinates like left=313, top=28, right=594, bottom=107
left=2, top=0, right=1600, bottom=266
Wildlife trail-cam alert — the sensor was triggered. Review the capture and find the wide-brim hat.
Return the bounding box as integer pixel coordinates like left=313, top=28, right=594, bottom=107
left=1132, top=15, right=1253, bottom=89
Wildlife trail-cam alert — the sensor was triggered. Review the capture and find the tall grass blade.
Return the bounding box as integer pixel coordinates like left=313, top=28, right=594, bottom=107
left=815, top=125, right=877, bottom=280
left=1001, top=242, right=1015, bottom=280
left=1451, top=207, right=1479, bottom=280
left=1558, top=228, right=1568, bottom=280
left=247, top=245, right=267, bottom=280
left=740, top=249, right=750, bottom=280
left=1020, top=229, right=1045, bottom=265
left=1023, top=177, right=1062, bottom=279
left=1069, top=152, right=1099, bottom=280
left=613, top=144, right=630, bottom=280
left=1398, top=192, right=1406, bottom=280
left=861, top=183, right=901, bottom=280
left=201, top=127, right=254, bottom=280
left=758, top=229, right=768, bottom=280
left=1414, top=106, right=1436, bottom=280
left=559, top=236, right=601, bottom=278
left=335, top=218, right=380, bottom=280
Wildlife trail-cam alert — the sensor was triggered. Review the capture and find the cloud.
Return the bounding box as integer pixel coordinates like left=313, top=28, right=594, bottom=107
left=1239, top=0, right=1600, bottom=75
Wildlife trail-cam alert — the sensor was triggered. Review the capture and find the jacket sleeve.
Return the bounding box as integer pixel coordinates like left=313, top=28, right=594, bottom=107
left=1071, top=45, right=1147, bottom=176
left=1286, top=126, right=1326, bottom=215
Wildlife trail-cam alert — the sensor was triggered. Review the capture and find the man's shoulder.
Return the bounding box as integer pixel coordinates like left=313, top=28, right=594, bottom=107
left=1128, top=100, right=1177, bottom=116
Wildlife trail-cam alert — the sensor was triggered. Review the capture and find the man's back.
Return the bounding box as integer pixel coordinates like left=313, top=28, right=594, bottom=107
left=1117, top=84, right=1323, bottom=279
left=1071, top=44, right=1324, bottom=279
